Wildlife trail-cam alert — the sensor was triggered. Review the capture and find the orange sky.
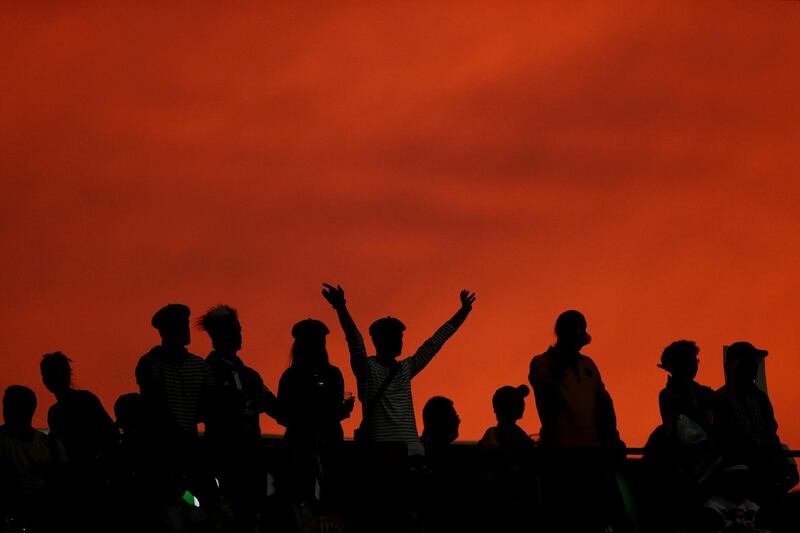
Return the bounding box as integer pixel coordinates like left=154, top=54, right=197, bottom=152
left=2, top=2, right=800, bottom=448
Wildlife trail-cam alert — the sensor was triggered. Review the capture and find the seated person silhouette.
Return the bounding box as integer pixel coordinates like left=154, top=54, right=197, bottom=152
left=0, top=385, right=67, bottom=527
left=657, top=340, right=715, bottom=440
left=114, top=392, right=143, bottom=437
left=419, top=396, right=468, bottom=532
left=714, top=341, right=797, bottom=502
left=477, top=385, right=537, bottom=533
left=40, top=351, right=116, bottom=464
left=110, top=393, right=146, bottom=474
left=322, top=283, right=475, bottom=456
left=106, top=393, right=155, bottom=533
left=420, top=396, right=460, bottom=459
left=478, top=385, right=534, bottom=457
left=643, top=341, right=719, bottom=533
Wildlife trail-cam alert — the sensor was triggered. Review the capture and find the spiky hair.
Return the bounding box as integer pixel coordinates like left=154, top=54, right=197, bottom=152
left=197, top=304, right=239, bottom=333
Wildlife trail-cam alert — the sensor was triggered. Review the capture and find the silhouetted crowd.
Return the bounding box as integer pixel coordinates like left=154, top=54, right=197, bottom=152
left=1, top=285, right=797, bottom=532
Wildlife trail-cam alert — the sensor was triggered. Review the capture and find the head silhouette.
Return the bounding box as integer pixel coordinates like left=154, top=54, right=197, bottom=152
left=422, top=396, right=460, bottom=445
left=3, top=385, right=37, bottom=429
left=554, top=310, right=591, bottom=352
left=492, top=384, right=529, bottom=425
left=659, top=340, right=700, bottom=379
left=726, top=341, right=767, bottom=385
left=40, top=351, right=73, bottom=395
left=369, top=317, right=406, bottom=359
left=114, top=392, right=143, bottom=434
left=152, top=303, right=191, bottom=348
left=198, top=305, right=242, bottom=354
left=291, top=319, right=330, bottom=369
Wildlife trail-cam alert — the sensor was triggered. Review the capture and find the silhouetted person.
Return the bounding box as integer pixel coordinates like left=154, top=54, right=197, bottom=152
left=106, top=392, right=156, bottom=533
left=658, top=340, right=715, bottom=438
left=528, top=310, right=622, bottom=449
left=135, top=304, right=217, bottom=510
left=420, top=396, right=460, bottom=458
left=529, top=310, right=627, bottom=533
left=200, top=304, right=280, bottom=444
left=714, top=342, right=797, bottom=504
left=322, top=283, right=475, bottom=456
left=40, top=351, right=116, bottom=464
left=278, top=318, right=352, bottom=446
left=38, top=353, right=116, bottom=531
left=477, top=385, right=536, bottom=532
left=277, top=318, right=353, bottom=506
left=199, top=304, right=280, bottom=532
left=111, top=393, right=146, bottom=473
left=478, top=385, right=534, bottom=456
left=136, top=304, right=214, bottom=439
left=419, top=396, right=466, bottom=533
left=643, top=342, right=718, bottom=533
left=114, top=392, right=143, bottom=437
left=0, top=385, right=67, bottom=530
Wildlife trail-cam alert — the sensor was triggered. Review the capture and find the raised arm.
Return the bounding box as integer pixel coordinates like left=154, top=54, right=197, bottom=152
left=322, top=283, right=368, bottom=384
left=406, top=289, right=476, bottom=378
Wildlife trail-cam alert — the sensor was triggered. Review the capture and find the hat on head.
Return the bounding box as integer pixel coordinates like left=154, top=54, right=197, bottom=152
left=727, top=341, right=768, bottom=363
left=151, top=304, right=191, bottom=331
left=492, top=384, right=529, bottom=412
left=291, top=319, right=330, bottom=339
left=368, top=317, right=406, bottom=338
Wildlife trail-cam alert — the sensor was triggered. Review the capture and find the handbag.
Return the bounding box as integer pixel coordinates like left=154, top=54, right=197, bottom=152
left=354, top=362, right=399, bottom=442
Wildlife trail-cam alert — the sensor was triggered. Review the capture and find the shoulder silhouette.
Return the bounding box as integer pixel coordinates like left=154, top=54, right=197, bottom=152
left=40, top=351, right=116, bottom=463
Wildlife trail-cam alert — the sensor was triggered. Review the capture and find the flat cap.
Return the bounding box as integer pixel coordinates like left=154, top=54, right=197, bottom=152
left=291, top=318, right=330, bottom=339
left=368, top=317, right=406, bottom=337
left=151, top=303, right=191, bottom=330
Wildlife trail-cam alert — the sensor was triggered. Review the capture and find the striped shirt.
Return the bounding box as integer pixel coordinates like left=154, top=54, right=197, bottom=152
left=348, top=322, right=457, bottom=456
left=136, top=345, right=214, bottom=435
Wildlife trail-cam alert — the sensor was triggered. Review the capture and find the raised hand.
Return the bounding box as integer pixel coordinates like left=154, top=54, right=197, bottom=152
left=322, top=283, right=346, bottom=309
left=460, top=289, right=476, bottom=311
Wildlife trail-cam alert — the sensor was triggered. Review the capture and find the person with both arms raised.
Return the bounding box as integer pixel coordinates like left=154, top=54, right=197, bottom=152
left=321, top=283, right=475, bottom=456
